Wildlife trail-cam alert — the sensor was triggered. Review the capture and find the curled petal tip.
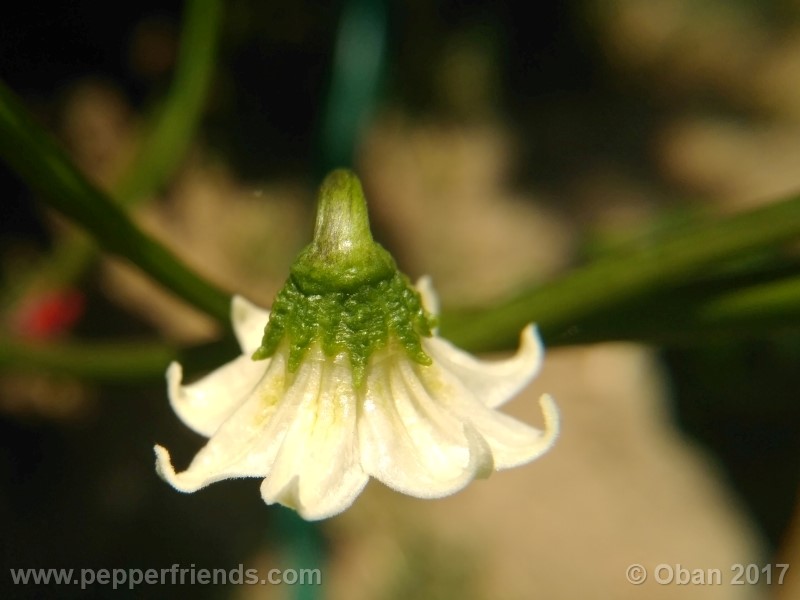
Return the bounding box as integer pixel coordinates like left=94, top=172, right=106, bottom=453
left=166, top=361, right=182, bottom=393
left=261, top=475, right=301, bottom=512
left=538, top=393, right=560, bottom=448
left=414, top=275, right=439, bottom=317
left=231, top=295, right=271, bottom=355
left=154, top=444, right=178, bottom=486
left=154, top=444, right=207, bottom=494
left=522, top=323, right=543, bottom=357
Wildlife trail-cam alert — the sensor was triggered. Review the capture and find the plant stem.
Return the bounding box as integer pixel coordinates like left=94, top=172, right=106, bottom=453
left=0, top=80, right=231, bottom=323
left=551, top=272, right=800, bottom=346
left=0, top=335, right=239, bottom=381
left=9, top=0, right=223, bottom=305
left=440, top=194, right=800, bottom=350
left=0, top=337, right=176, bottom=381
left=114, top=0, right=223, bottom=205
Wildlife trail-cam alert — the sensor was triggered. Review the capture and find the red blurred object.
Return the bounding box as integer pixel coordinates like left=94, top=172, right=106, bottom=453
left=12, top=289, right=86, bottom=339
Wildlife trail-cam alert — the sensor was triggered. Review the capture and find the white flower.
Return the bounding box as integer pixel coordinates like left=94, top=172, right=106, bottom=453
left=156, top=168, right=559, bottom=520
left=155, top=277, right=559, bottom=520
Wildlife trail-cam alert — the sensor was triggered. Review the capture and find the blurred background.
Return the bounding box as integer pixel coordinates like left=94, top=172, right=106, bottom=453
left=1, top=0, right=799, bottom=598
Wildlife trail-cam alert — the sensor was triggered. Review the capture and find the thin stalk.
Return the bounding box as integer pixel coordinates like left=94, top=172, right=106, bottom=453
left=0, top=335, right=238, bottom=381
left=0, top=80, right=231, bottom=322
left=115, top=0, right=223, bottom=205
left=440, top=194, right=800, bottom=350
left=0, top=337, right=176, bottom=381
left=550, top=272, right=800, bottom=346
left=9, top=0, right=224, bottom=303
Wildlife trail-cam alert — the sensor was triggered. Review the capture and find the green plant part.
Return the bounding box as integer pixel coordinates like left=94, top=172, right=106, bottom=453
left=252, top=169, right=436, bottom=386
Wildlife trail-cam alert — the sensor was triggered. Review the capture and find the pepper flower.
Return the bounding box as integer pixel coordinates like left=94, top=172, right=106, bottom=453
left=155, top=169, right=559, bottom=520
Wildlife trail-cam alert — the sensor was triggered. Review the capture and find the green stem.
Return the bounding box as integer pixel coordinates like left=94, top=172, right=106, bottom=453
left=4, top=270, right=799, bottom=380
left=0, top=335, right=238, bottom=381
left=440, top=194, right=800, bottom=350
left=9, top=0, right=223, bottom=303
left=114, top=0, right=222, bottom=205
left=0, top=80, right=231, bottom=322
left=0, top=337, right=176, bottom=381
left=553, top=272, right=800, bottom=346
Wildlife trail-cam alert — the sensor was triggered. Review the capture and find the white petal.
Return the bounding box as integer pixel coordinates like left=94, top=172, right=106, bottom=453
left=156, top=350, right=309, bottom=492
left=358, top=350, right=494, bottom=498
left=231, top=295, right=270, bottom=355
left=259, top=350, right=368, bottom=520
left=424, top=324, right=543, bottom=409
left=167, top=354, right=265, bottom=437
left=415, top=275, right=439, bottom=318
left=452, top=392, right=559, bottom=469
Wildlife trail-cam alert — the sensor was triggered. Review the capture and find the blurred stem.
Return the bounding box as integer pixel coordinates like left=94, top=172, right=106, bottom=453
left=0, top=335, right=237, bottom=381
left=440, top=194, right=800, bottom=351
left=10, top=0, right=223, bottom=298
left=1, top=0, right=798, bottom=374
left=0, top=337, right=177, bottom=381
left=3, top=271, right=800, bottom=381
left=554, top=272, right=800, bottom=346
left=0, top=80, right=231, bottom=322
left=114, top=0, right=222, bottom=205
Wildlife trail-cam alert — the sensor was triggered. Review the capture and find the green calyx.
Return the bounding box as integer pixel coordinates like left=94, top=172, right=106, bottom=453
left=252, top=169, right=436, bottom=386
